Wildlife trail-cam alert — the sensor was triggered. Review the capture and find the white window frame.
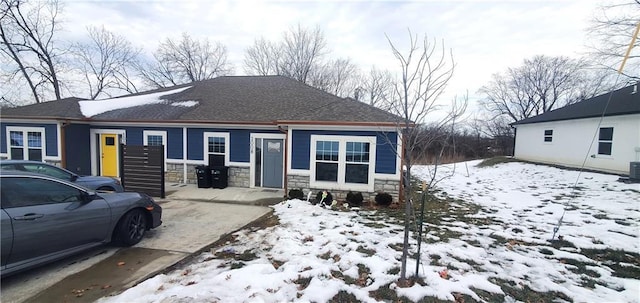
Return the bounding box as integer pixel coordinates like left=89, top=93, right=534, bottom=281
left=203, top=132, right=230, bottom=166
left=143, top=130, right=167, bottom=171
left=543, top=129, right=553, bottom=143
left=310, top=135, right=376, bottom=192
left=597, top=127, right=614, bottom=156
left=6, top=126, right=46, bottom=161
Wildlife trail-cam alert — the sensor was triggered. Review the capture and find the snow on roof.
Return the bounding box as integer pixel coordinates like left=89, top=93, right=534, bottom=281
left=79, top=86, right=192, bottom=117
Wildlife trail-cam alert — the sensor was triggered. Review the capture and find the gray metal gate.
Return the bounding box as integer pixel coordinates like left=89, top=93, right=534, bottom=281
left=120, top=145, right=165, bottom=198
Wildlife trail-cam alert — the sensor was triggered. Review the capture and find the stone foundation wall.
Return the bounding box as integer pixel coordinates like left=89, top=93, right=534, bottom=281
left=166, top=164, right=250, bottom=187
left=286, top=174, right=400, bottom=203
left=228, top=166, right=250, bottom=187
left=166, top=163, right=184, bottom=183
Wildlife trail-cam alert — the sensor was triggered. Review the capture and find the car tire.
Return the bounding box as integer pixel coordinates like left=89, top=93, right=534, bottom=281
left=115, top=209, right=147, bottom=246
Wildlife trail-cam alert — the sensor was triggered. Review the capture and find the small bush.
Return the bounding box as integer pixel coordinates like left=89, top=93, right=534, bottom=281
left=346, top=191, right=364, bottom=207
left=288, top=188, right=304, bottom=200
left=315, top=191, right=333, bottom=206
left=375, top=192, right=393, bottom=207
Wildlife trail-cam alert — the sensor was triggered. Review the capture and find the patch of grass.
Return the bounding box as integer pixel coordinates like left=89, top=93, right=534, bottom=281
left=581, top=248, right=640, bottom=279
left=592, top=213, right=609, bottom=220
left=236, top=250, right=258, bottom=262
left=356, top=245, right=376, bottom=256
left=363, top=222, right=388, bottom=228
left=330, top=290, right=359, bottom=302
left=388, top=243, right=404, bottom=251
left=560, top=258, right=600, bottom=277
left=548, top=239, right=577, bottom=249
left=614, top=219, right=631, bottom=226
left=490, top=278, right=572, bottom=303
left=369, top=283, right=449, bottom=303
left=539, top=248, right=554, bottom=255
left=270, top=259, right=284, bottom=269
left=317, top=251, right=331, bottom=260
left=476, top=156, right=519, bottom=168
left=230, top=262, right=245, bottom=269
left=469, top=287, right=505, bottom=302
left=387, top=267, right=400, bottom=275
left=293, top=276, right=312, bottom=290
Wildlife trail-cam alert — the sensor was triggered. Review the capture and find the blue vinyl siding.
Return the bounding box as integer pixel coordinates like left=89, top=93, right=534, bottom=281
left=0, top=122, right=58, bottom=157
left=97, top=126, right=184, bottom=159
left=187, top=128, right=279, bottom=162
left=291, top=130, right=397, bottom=174
left=64, top=124, right=92, bottom=175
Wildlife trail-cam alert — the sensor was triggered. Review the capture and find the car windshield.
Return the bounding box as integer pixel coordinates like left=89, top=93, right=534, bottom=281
left=21, top=163, right=73, bottom=181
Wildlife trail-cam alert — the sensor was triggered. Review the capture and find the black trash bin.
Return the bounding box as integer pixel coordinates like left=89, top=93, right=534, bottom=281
left=196, top=165, right=212, bottom=188
left=211, top=166, right=229, bottom=189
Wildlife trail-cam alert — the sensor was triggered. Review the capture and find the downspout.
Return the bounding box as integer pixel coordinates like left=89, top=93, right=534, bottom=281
left=60, top=121, right=69, bottom=168
left=278, top=126, right=288, bottom=195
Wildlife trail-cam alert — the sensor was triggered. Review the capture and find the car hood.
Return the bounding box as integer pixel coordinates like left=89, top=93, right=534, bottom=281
left=77, top=175, right=117, bottom=183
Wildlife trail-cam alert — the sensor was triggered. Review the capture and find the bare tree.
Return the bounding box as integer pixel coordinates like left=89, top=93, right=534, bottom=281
left=587, top=0, right=640, bottom=79
left=309, top=58, right=359, bottom=97
left=355, top=66, right=395, bottom=109
left=138, top=33, right=231, bottom=88
left=385, top=30, right=455, bottom=284
left=71, top=25, right=140, bottom=99
left=244, top=24, right=327, bottom=84
left=0, top=0, right=64, bottom=103
left=479, top=55, right=589, bottom=123
left=278, top=24, right=326, bottom=83
left=243, top=24, right=360, bottom=97
left=243, top=37, right=281, bottom=76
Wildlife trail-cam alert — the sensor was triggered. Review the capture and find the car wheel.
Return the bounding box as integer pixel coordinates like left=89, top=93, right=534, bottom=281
left=115, top=209, right=147, bottom=246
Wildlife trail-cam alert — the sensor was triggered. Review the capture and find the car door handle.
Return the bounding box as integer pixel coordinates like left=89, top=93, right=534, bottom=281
left=14, top=213, right=44, bottom=220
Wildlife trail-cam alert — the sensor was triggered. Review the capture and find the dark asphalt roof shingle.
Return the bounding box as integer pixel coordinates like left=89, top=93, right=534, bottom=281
left=1, top=76, right=401, bottom=124
left=512, top=84, right=640, bottom=125
left=1, top=97, right=87, bottom=119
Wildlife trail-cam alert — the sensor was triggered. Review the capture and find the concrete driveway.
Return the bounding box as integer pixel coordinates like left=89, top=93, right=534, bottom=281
left=1, top=199, right=273, bottom=303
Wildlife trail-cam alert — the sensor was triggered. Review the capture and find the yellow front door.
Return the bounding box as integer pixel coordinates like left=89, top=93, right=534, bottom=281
left=100, top=134, right=118, bottom=177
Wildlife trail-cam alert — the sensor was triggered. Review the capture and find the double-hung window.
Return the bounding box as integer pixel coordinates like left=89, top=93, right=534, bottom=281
left=7, top=127, right=45, bottom=161
left=543, top=129, right=553, bottom=142
left=204, top=132, right=229, bottom=166
left=143, top=130, right=167, bottom=170
left=597, top=127, right=613, bottom=156
left=315, top=141, right=339, bottom=182
left=311, top=135, right=376, bottom=191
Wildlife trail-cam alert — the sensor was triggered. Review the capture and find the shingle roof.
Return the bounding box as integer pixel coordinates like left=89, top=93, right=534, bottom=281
left=1, top=97, right=87, bottom=119
left=512, top=84, right=640, bottom=125
left=1, top=76, right=401, bottom=124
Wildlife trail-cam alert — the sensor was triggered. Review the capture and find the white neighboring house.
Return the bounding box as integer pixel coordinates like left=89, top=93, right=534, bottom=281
left=512, top=83, right=640, bottom=175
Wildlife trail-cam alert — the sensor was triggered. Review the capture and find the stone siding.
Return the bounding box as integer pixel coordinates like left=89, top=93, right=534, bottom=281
left=228, top=166, right=250, bottom=187
left=286, top=174, right=400, bottom=204
left=166, top=163, right=184, bottom=183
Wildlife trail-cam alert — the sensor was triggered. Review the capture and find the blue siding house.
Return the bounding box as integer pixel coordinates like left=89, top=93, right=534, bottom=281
left=1, top=76, right=402, bottom=201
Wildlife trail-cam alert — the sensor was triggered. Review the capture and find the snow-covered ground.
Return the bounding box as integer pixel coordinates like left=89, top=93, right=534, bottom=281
left=99, top=160, right=639, bottom=303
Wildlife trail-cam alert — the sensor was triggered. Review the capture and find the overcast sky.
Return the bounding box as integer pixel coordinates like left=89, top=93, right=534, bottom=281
left=58, top=0, right=606, bottom=114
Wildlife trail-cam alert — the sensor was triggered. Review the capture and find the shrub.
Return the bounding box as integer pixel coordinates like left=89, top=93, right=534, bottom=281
left=315, top=191, right=333, bottom=206
left=375, top=192, right=393, bottom=207
left=288, top=188, right=304, bottom=200
left=346, top=191, right=364, bottom=207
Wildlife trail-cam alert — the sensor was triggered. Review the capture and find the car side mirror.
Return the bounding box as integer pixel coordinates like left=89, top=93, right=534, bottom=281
left=70, top=174, right=79, bottom=182
left=82, top=190, right=98, bottom=203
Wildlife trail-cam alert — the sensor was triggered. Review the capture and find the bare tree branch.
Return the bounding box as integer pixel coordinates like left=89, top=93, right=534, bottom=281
left=71, top=25, right=140, bottom=99
left=138, top=32, right=231, bottom=88
left=0, top=0, right=65, bottom=103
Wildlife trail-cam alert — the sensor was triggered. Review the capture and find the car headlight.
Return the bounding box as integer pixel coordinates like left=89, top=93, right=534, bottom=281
left=111, top=178, right=121, bottom=185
